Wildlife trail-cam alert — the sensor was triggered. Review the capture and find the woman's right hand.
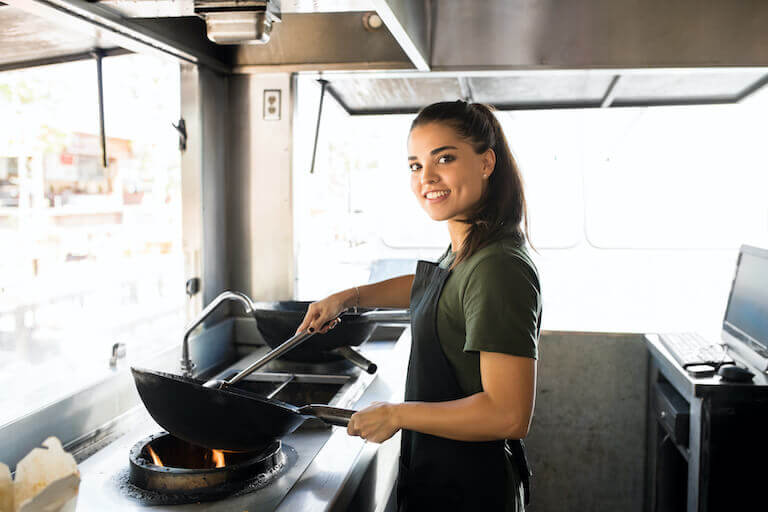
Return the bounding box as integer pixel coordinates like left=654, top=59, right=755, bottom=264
left=294, top=289, right=356, bottom=335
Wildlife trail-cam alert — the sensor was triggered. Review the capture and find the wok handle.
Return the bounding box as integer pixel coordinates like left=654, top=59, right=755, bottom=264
left=204, top=319, right=336, bottom=388
left=203, top=330, right=312, bottom=388
left=332, top=346, right=377, bottom=374
left=357, top=309, right=410, bottom=323
left=299, top=405, right=356, bottom=427
left=229, top=330, right=314, bottom=384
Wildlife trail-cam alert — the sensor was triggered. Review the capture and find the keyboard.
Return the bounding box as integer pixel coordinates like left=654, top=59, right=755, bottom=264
left=658, top=332, right=735, bottom=370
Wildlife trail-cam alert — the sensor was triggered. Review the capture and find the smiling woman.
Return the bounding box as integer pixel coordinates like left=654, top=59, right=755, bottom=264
left=295, top=100, right=541, bottom=512
left=408, top=101, right=532, bottom=269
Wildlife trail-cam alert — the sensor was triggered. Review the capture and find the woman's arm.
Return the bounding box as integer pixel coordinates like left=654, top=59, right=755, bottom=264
left=296, top=274, right=414, bottom=334
left=356, top=274, right=414, bottom=309
left=347, top=352, right=536, bottom=443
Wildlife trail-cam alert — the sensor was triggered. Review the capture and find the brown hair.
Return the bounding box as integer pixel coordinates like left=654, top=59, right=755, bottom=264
left=410, top=100, right=532, bottom=268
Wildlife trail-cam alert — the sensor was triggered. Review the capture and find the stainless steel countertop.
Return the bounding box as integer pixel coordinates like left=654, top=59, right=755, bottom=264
left=74, top=327, right=412, bottom=512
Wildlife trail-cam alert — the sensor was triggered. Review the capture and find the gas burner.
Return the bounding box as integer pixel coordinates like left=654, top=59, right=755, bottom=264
left=127, top=432, right=285, bottom=503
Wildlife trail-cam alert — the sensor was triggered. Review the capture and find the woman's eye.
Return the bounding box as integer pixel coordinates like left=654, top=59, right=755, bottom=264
left=409, top=163, right=421, bottom=172
left=437, top=154, right=455, bottom=164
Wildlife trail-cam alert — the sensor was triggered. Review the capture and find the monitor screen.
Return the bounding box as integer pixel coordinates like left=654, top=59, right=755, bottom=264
left=724, top=247, right=768, bottom=351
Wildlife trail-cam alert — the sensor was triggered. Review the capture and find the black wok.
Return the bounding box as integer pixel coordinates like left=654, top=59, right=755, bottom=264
left=132, top=367, right=355, bottom=452
left=252, top=301, right=409, bottom=363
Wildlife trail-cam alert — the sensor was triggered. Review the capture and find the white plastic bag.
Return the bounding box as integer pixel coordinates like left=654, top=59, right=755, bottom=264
left=0, top=463, right=13, bottom=512
left=10, top=438, right=80, bottom=512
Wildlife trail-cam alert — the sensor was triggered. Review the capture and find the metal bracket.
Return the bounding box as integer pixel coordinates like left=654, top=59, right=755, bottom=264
left=109, top=342, right=126, bottom=368
left=185, top=276, right=200, bottom=296
left=309, top=79, right=328, bottom=174
left=91, top=48, right=107, bottom=169
left=172, top=118, right=187, bottom=151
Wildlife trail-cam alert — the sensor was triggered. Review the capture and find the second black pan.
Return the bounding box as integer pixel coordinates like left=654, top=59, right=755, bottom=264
left=132, top=367, right=355, bottom=452
left=252, top=301, right=409, bottom=363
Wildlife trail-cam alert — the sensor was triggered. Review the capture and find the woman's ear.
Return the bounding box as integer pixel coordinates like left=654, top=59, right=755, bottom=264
left=482, top=148, right=496, bottom=177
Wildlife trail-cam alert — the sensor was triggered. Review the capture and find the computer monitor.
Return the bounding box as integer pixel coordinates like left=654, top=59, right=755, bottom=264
left=722, top=245, right=768, bottom=367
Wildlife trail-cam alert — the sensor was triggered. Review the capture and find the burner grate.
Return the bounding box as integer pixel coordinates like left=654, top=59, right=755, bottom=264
left=126, top=432, right=285, bottom=503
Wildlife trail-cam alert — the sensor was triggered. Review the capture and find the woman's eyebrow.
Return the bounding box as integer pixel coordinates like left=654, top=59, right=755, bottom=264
left=408, top=145, right=458, bottom=160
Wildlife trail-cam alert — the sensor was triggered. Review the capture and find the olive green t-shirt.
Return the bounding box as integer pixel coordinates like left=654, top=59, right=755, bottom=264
left=436, top=234, right=542, bottom=396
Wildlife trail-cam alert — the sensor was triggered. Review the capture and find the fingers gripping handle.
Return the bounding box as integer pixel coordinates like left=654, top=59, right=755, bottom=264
left=297, top=315, right=338, bottom=335
left=299, top=405, right=356, bottom=427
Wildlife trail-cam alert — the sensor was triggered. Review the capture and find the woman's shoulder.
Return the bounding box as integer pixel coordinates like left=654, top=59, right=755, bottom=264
left=460, top=236, right=539, bottom=288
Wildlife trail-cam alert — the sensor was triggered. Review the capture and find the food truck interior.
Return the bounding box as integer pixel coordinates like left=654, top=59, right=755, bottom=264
left=1, top=1, right=768, bottom=511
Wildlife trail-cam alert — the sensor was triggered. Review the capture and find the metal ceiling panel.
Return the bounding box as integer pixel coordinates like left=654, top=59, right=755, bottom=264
left=281, top=0, right=374, bottom=12
left=611, top=71, right=767, bottom=104
left=87, top=0, right=194, bottom=18
left=468, top=75, right=615, bottom=107
left=92, top=0, right=373, bottom=17
left=0, top=3, right=110, bottom=69
left=3, top=0, right=230, bottom=72
left=326, top=77, right=461, bottom=113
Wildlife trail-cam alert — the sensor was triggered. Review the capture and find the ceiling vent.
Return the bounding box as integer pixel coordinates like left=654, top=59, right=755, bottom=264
left=194, top=0, right=282, bottom=45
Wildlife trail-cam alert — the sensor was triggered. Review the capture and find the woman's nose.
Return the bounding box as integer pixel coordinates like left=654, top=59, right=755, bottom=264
left=421, top=164, right=439, bottom=184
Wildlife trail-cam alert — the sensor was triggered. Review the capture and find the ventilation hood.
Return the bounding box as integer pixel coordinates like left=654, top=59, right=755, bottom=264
left=3, top=0, right=768, bottom=112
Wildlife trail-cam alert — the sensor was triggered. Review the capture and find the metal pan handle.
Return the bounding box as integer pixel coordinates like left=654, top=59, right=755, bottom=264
left=332, top=346, right=377, bottom=374
left=299, top=405, right=356, bottom=427
left=357, top=309, right=410, bottom=323
left=203, top=318, right=335, bottom=389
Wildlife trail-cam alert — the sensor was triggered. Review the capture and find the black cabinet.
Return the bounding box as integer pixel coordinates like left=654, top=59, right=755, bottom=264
left=644, top=334, right=768, bottom=512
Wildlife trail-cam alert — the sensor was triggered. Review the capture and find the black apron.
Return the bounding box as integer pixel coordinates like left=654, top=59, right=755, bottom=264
left=397, top=259, right=532, bottom=511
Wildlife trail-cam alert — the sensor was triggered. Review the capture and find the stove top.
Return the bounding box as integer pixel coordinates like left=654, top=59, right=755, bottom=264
left=70, top=332, right=410, bottom=512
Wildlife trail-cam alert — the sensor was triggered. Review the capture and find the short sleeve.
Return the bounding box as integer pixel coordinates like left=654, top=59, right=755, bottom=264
left=462, top=253, right=540, bottom=359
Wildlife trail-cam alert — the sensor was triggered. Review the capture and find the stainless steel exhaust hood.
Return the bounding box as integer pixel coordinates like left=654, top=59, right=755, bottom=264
left=4, top=0, right=768, bottom=110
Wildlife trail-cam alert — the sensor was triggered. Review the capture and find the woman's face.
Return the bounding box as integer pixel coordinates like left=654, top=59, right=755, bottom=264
left=408, top=122, right=495, bottom=222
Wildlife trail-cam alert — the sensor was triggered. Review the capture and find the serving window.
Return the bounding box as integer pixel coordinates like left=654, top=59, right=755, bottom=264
left=0, top=54, right=185, bottom=426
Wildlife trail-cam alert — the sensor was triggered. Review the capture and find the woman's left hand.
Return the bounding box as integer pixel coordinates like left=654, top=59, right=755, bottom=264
left=347, top=401, right=400, bottom=443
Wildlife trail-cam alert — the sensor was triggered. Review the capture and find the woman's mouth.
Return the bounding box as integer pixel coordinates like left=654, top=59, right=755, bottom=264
left=424, top=190, right=450, bottom=203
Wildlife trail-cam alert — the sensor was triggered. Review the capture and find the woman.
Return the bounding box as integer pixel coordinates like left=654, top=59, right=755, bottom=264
left=295, top=100, right=541, bottom=511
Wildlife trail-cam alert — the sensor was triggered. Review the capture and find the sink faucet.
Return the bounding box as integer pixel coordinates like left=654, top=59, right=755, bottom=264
left=180, top=290, right=257, bottom=377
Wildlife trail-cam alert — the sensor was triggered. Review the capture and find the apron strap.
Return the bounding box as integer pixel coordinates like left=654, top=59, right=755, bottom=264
left=506, top=439, right=532, bottom=505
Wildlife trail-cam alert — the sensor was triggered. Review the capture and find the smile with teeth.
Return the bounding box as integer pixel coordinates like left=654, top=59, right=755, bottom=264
left=425, top=190, right=450, bottom=200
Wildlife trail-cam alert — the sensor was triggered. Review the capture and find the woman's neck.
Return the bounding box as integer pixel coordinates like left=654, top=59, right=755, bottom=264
left=447, top=219, right=470, bottom=254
